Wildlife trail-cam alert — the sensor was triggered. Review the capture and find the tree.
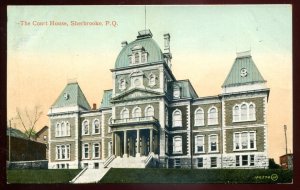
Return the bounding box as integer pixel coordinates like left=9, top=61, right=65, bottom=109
left=16, top=106, right=43, bottom=140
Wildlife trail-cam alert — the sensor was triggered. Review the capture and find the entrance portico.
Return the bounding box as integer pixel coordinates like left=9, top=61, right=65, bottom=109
left=110, top=117, right=160, bottom=158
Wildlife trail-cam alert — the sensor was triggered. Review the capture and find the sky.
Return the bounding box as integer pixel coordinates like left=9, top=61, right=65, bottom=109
left=7, top=5, right=292, bottom=163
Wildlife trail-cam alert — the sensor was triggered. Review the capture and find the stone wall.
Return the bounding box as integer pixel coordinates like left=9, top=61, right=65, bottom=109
left=8, top=160, right=48, bottom=169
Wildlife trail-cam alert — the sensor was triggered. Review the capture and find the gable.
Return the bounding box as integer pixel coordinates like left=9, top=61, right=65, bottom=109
left=112, top=88, right=162, bottom=102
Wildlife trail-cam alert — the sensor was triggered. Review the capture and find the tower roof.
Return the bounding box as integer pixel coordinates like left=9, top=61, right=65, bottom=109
left=222, top=51, right=266, bottom=88
left=100, top=89, right=112, bottom=109
left=114, top=29, right=164, bottom=69
left=51, top=82, right=91, bottom=110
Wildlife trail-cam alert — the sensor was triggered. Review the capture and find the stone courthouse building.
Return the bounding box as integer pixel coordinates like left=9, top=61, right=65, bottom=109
left=48, top=29, right=270, bottom=169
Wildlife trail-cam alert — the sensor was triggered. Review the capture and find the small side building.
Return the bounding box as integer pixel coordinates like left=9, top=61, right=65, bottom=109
left=34, top=126, right=49, bottom=159
left=280, top=154, right=293, bottom=170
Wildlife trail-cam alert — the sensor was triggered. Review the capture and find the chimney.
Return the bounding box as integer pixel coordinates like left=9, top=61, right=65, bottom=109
left=92, top=103, right=97, bottom=110
left=121, top=41, right=128, bottom=48
left=164, top=33, right=170, bottom=53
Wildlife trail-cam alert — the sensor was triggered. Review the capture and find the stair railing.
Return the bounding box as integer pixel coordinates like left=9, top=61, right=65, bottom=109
left=104, top=155, right=115, bottom=168
left=69, top=166, right=88, bottom=183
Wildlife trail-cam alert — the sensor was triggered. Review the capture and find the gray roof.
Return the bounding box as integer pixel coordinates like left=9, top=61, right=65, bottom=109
left=115, top=29, right=164, bottom=69
left=172, top=80, right=198, bottom=99
left=7, top=128, right=28, bottom=139
left=52, top=82, right=91, bottom=110
left=100, top=89, right=112, bottom=109
left=222, top=52, right=266, bottom=87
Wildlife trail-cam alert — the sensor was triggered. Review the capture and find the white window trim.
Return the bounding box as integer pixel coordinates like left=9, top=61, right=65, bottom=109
left=56, top=144, right=71, bottom=161
left=82, top=143, right=89, bottom=159
left=172, top=136, right=183, bottom=154
left=120, top=108, right=129, bottom=120
left=92, top=143, right=101, bottom=159
left=197, top=157, right=204, bottom=168
left=172, top=109, right=182, bottom=128
left=82, top=119, right=90, bottom=136
left=207, top=106, right=218, bottom=125
left=235, top=154, right=255, bottom=167
left=173, top=86, right=181, bottom=99
left=148, top=73, right=156, bottom=87
left=145, top=105, right=155, bottom=117
left=194, top=107, right=205, bottom=126
left=232, top=102, right=257, bottom=123
left=208, top=134, right=219, bottom=153
left=233, top=131, right=257, bottom=151
left=55, top=121, right=71, bottom=137
left=165, top=107, right=169, bottom=126
left=132, top=106, right=142, bottom=118
left=92, top=119, right=101, bottom=135
left=195, top=135, right=205, bottom=153
left=210, top=157, right=217, bottom=168
left=118, top=78, right=126, bottom=91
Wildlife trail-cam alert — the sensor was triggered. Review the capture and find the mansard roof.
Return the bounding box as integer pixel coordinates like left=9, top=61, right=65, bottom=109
left=51, top=82, right=91, bottom=110
left=172, top=80, right=199, bottom=99
left=222, top=51, right=266, bottom=88
left=100, top=89, right=112, bottom=109
left=115, top=29, right=164, bottom=69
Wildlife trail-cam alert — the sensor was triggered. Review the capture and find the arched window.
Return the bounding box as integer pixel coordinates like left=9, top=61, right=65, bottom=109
left=61, top=122, right=65, bottom=136
left=82, top=120, right=89, bottom=135
left=233, top=105, right=240, bottom=122
left=145, top=106, right=154, bottom=117
left=134, top=53, right=139, bottom=64
left=119, top=79, right=126, bottom=90
left=149, top=74, right=156, bottom=86
left=173, top=109, right=182, bottom=127
left=194, top=108, right=204, bottom=126
left=120, top=108, right=129, bottom=119
left=249, top=104, right=256, bottom=120
left=93, top=119, right=101, bottom=134
left=208, top=107, right=218, bottom=125
left=241, top=104, right=247, bottom=121
left=173, top=136, right=182, bottom=153
left=132, top=107, right=142, bottom=118
left=66, top=122, right=70, bottom=136
left=56, top=123, right=60, bottom=137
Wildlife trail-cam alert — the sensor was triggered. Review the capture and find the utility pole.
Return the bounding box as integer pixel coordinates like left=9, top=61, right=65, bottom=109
left=8, top=119, right=12, bottom=163
left=284, top=125, right=287, bottom=155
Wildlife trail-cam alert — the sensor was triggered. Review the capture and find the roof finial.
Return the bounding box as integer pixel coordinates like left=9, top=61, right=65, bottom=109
left=67, top=78, right=77, bottom=84
left=144, top=4, right=147, bottom=31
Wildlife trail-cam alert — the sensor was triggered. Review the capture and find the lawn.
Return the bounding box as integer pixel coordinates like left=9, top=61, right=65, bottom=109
left=7, top=169, right=82, bottom=184
left=99, top=168, right=293, bottom=184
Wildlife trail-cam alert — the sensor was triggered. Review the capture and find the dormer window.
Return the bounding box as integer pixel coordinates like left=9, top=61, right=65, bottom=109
left=173, top=86, right=180, bottom=98
left=130, top=45, right=148, bottom=65
left=119, top=78, right=126, bottom=91
left=148, top=73, right=156, bottom=87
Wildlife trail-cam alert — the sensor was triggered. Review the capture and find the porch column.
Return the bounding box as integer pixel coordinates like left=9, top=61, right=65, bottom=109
left=136, top=129, right=140, bottom=157
left=150, top=128, right=153, bottom=153
left=112, top=132, right=115, bottom=155
left=123, top=130, right=127, bottom=157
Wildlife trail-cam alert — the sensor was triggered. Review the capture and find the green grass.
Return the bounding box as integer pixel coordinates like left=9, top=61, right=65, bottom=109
left=99, top=168, right=293, bottom=184
left=7, top=169, right=82, bottom=184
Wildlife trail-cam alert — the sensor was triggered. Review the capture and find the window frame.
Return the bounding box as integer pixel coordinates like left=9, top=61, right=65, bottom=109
left=82, top=143, right=89, bottom=159
left=148, top=73, right=156, bottom=87
left=232, top=102, right=257, bottom=122
left=56, top=144, right=70, bottom=160
left=145, top=105, right=155, bottom=117
left=195, top=135, right=205, bottom=153
left=82, top=120, right=89, bottom=136
left=210, top=157, right=217, bottom=168
left=197, top=157, right=204, bottom=168
left=93, top=143, right=100, bottom=159
left=233, top=131, right=257, bottom=151
left=92, top=119, right=101, bottom=135
left=207, top=106, right=218, bottom=125
left=208, top=134, right=219, bottom=153
left=194, top=107, right=205, bottom=126
left=132, top=106, right=142, bottom=118
left=120, top=108, right=129, bottom=120
left=173, top=136, right=183, bottom=154
left=172, top=109, right=182, bottom=127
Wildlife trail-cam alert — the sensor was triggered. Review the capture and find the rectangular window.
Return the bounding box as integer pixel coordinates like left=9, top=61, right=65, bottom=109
left=209, top=135, right=218, bottom=152
left=242, top=155, right=248, bottom=166
left=250, top=155, right=255, bottom=166
left=134, top=53, right=139, bottom=64
left=56, top=145, right=70, bottom=160
left=234, top=132, right=256, bottom=151
left=197, top=158, right=203, bottom=168
left=83, top=144, right=89, bottom=159
left=210, top=157, right=217, bottom=168
left=236, top=155, right=240, bottom=166
left=93, top=143, right=100, bottom=158
left=141, top=53, right=146, bottom=63
left=174, top=158, right=181, bottom=168
left=165, top=135, right=169, bottom=154
left=173, top=136, right=182, bottom=154
left=195, top=135, right=204, bottom=153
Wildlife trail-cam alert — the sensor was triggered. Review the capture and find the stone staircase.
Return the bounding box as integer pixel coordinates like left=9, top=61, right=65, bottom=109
left=71, top=153, right=156, bottom=183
